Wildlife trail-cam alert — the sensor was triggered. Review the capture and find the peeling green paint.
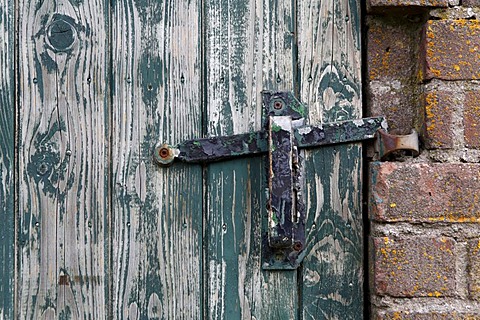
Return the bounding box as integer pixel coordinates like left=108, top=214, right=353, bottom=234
left=8, top=0, right=364, bottom=317
left=271, top=123, right=282, bottom=132
left=139, top=54, right=163, bottom=107
left=0, top=0, right=14, bottom=314
left=133, top=0, right=164, bottom=24
left=40, top=52, right=58, bottom=73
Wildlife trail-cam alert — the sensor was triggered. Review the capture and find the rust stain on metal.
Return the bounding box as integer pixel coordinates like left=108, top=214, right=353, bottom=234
left=153, top=143, right=177, bottom=166
left=158, top=147, right=170, bottom=159
left=293, top=241, right=303, bottom=251
left=375, top=129, right=419, bottom=159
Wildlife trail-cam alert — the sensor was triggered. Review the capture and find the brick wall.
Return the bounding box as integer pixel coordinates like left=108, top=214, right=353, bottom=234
left=366, top=0, right=480, bottom=318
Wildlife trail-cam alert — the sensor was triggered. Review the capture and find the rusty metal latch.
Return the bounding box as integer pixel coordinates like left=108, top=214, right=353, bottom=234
left=153, top=91, right=419, bottom=270
left=375, top=129, right=419, bottom=159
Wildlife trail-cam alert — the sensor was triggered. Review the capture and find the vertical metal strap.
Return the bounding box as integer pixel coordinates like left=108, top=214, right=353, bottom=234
left=268, top=115, right=294, bottom=248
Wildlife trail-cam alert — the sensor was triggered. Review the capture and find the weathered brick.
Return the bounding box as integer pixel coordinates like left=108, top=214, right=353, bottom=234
left=367, top=17, right=415, bottom=81
left=423, top=90, right=455, bottom=149
left=371, top=236, right=456, bottom=297
left=463, top=0, right=480, bottom=7
left=372, top=310, right=480, bottom=319
left=424, top=20, right=480, bottom=80
left=368, top=81, right=418, bottom=135
left=468, top=239, right=480, bottom=300
left=366, top=17, right=421, bottom=134
left=369, top=0, right=449, bottom=7
left=464, top=91, right=480, bottom=148
left=369, top=162, right=480, bottom=222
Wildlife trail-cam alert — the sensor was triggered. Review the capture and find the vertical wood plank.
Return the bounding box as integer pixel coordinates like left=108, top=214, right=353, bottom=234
left=204, top=0, right=298, bottom=318
left=298, top=0, right=364, bottom=318
left=111, top=0, right=203, bottom=318
left=0, top=0, right=14, bottom=317
left=17, top=0, right=109, bottom=317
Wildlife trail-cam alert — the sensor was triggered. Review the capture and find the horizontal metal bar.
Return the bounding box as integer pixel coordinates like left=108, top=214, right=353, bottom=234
left=295, top=117, right=387, bottom=149
left=154, top=117, right=386, bottom=165
left=176, top=131, right=268, bottom=163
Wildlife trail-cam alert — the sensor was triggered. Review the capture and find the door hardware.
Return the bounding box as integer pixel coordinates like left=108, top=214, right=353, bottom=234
left=153, top=91, right=419, bottom=269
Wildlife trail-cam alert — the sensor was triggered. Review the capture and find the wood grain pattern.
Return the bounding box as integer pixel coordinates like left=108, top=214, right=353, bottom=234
left=17, top=0, right=109, bottom=317
left=111, top=0, right=203, bottom=318
left=298, top=0, right=364, bottom=318
left=205, top=0, right=298, bottom=318
left=0, top=0, right=14, bottom=317
left=9, top=0, right=365, bottom=318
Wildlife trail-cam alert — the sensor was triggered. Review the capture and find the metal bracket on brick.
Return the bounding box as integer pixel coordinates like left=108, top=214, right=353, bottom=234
left=153, top=91, right=419, bottom=270
left=375, top=129, right=419, bottom=160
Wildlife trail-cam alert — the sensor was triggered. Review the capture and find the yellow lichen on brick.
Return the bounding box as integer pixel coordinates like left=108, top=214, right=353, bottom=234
left=423, top=251, right=434, bottom=260
left=425, top=92, right=438, bottom=131
left=473, top=240, right=480, bottom=255
left=417, top=68, right=424, bottom=81
left=427, top=291, right=442, bottom=297
left=392, top=312, right=401, bottom=320
left=428, top=216, right=480, bottom=223
left=427, top=23, right=435, bottom=39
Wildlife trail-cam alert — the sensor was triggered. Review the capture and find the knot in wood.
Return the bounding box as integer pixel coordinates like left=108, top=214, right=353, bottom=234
left=46, top=16, right=77, bottom=52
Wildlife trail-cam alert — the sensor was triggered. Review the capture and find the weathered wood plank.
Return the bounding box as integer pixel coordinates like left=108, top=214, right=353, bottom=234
left=298, top=0, right=364, bottom=318
left=17, top=0, right=109, bottom=317
left=205, top=0, right=298, bottom=318
left=111, top=0, right=203, bottom=318
left=0, top=0, right=14, bottom=317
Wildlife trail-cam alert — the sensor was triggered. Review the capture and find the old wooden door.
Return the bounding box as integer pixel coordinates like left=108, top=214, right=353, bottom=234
left=0, top=0, right=363, bottom=318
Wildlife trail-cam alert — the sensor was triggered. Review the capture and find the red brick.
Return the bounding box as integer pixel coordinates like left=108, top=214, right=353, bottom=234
left=464, top=91, right=480, bottom=148
left=368, top=83, right=417, bottom=135
left=468, top=239, right=480, bottom=300
left=423, top=90, right=455, bottom=149
left=372, top=310, right=480, bottom=319
left=369, top=0, right=449, bottom=7
left=367, top=18, right=415, bottom=81
left=369, top=162, right=480, bottom=222
left=371, top=236, right=456, bottom=297
left=366, top=17, right=422, bottom=135
left=424, top=20, right=480, bottom=80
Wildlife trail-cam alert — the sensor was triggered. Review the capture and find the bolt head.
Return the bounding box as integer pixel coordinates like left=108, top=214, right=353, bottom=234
left=273, top=100, right=283, bottom=110
left=153, top=144, right=176, bottom=166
